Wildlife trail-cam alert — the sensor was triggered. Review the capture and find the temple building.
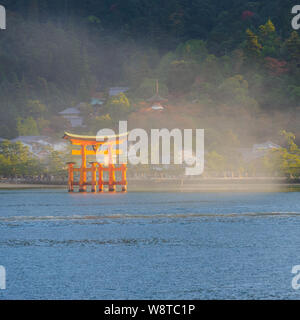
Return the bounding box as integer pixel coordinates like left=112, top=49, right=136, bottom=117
left=146, top=80, right=168, bottom=111
left=59, top=106, right=84, bottom=128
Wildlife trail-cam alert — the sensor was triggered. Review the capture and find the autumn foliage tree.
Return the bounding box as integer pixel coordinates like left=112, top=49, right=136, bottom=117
left=244, top=29, right=262, bottom=62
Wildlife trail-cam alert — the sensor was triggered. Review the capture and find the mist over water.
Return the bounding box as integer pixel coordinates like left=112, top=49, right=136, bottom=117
left=1, top=189, right=300, bottom=299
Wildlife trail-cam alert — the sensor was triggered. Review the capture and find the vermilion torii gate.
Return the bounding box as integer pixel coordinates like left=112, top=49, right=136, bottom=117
left=63, top=132, right=128, bottom=192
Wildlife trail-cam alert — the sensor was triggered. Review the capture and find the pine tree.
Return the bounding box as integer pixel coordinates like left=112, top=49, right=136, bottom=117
left=259, top=19, right=278, bottom=57
left=244, top=29, right=262, bottom=61
left=285, top=31, right=300, bottom=63
left=259, top=19, right=275, bottom=37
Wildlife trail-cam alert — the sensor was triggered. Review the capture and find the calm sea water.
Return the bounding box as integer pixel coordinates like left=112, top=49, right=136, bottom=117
left=0, top=189, right=300, bottom=300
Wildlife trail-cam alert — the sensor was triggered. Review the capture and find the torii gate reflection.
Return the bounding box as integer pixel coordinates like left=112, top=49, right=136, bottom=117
left=63, top=132, right=128, bottom=192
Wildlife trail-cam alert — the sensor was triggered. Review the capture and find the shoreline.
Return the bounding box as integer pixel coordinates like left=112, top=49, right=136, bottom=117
left=0, top=184, right=65, bottom=189
left=1, top=179, right=299, bottom=192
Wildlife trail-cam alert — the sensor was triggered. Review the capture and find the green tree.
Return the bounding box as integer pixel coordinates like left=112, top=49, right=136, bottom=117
left=45, top=148, right=67, bottom=176
left=0, top=140, right=40, bottom=177
left=285, top=31, right=300, bottom=63
left=78, top=102, right=94, bottom=119
left=136, top=78, right=168, bottom=98
left=167, top=60, right=197, bottom=93
left=259, top=19, right=278, bottom=57
left=244, top=29, right=262, bottom=61
left=265, top=131, right=300, bottom=178
left=259, top=19, right=275, bottom=38
left=201, top=54, right=223, bottom=84
left=206, top=151, right=226, bottom=176
left=217, top=75, right=259, bottom=110
left=26, top=100, right=47, bottom=118
left=86, top=113, right=113, bottom=133
left=106, top=93, right=131, bottom=121
left=16, top=117, right=40, bottom=136
left=176, top=39, right=208, bottom=63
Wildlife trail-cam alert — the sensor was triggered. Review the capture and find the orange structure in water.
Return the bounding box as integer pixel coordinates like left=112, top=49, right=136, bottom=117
left=63, top=132, right=128, bottom=192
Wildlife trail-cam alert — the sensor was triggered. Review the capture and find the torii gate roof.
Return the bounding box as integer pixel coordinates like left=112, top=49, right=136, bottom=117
left=63, top=131, right=129, bottom=145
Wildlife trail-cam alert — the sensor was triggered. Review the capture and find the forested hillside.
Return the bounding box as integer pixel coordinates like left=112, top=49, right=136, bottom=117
left=0, top=0, right=299, bottom=142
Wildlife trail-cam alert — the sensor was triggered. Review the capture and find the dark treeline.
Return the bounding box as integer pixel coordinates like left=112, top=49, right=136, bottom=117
left=2, top=0, right=297, bottom=47
left=0, top=0, right=299, bottom=178
left=0, top=0, right=299, bottom=142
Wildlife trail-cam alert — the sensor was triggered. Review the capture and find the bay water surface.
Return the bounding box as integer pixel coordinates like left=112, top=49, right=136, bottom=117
left=0, top=189, right=300, bottom=299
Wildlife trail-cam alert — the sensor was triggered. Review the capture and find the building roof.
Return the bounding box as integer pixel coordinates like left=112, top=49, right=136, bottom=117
left=253, top=141, right=281, bottom=151
left=63, top=131, right=129, bottom=143
left=109, top=87, right=129, bottom=96
left=90, top=98, right=105, bottom=105
left=59, top=107, right=81, bottom=115
left=238, top=141, right=281, bottom=162
left=10, top=136, right=68, bottom=158
left=151, top=105, right=164, bottom=110
left=11, top=136, right=52, bottom=144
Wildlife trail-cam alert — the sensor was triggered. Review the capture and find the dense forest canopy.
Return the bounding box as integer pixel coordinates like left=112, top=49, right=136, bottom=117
left=0, top=0, right=299, bottom=147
